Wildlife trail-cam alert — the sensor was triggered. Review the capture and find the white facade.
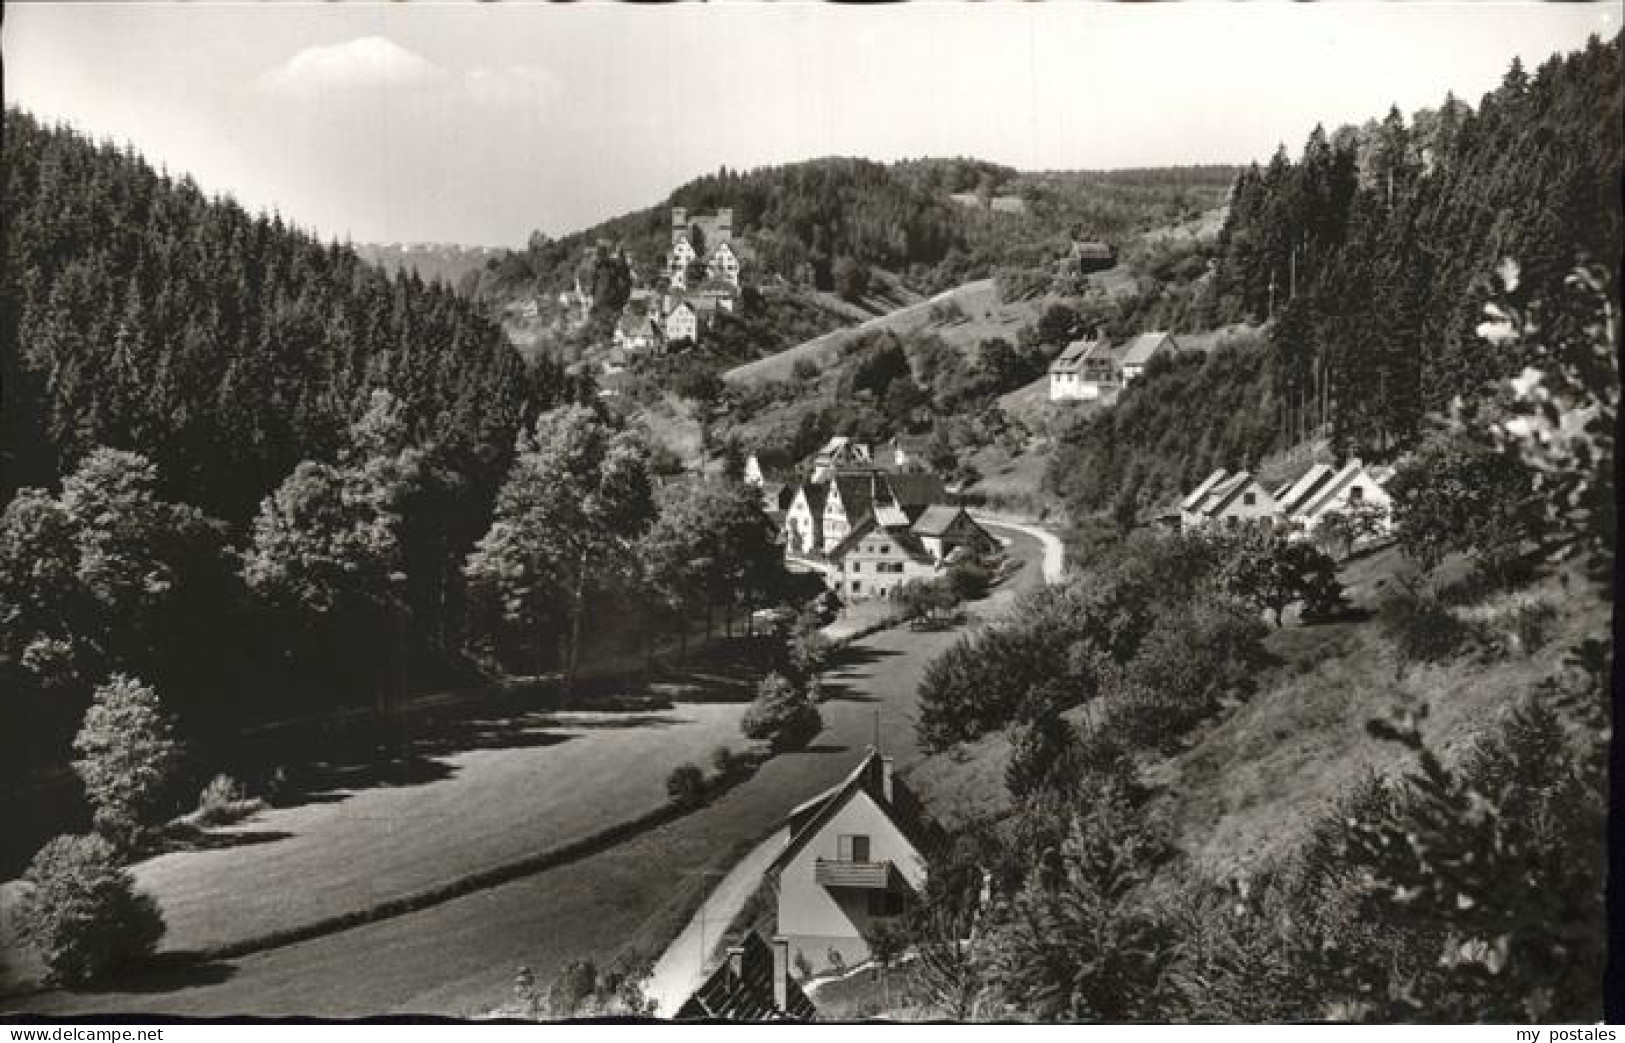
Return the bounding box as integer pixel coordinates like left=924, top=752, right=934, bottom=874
left=775, top=773, right=925, bottom=973
left=784, top=487, right=826, bottom=557
left=664, top=302, right=699, bottom=343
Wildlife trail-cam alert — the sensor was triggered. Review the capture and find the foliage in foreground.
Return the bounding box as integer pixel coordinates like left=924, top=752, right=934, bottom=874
left=16, top=834, right=165, bottom=986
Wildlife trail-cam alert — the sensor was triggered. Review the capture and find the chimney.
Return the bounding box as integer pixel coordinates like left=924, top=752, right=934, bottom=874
left=771, top=936, right=790, bottom=1013
left=727, top=944, right=745, bottom=982
left=881, top=756, right=895, bottom=804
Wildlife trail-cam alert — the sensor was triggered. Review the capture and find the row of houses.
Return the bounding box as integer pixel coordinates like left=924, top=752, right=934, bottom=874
left=1174, top=459, right=1395, bottom=540
left=1049, top=331, right=1178, bottom=402
left=751, top=437, right=995, bottom=602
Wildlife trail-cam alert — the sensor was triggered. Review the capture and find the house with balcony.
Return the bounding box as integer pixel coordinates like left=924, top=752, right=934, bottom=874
left=1047, top=336, right=1114, bottom=401
left=769, top=749, right=928, bottom=974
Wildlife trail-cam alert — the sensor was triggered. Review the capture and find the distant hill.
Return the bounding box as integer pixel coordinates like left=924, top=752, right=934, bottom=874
left=353, top=242, right=502, bottom=289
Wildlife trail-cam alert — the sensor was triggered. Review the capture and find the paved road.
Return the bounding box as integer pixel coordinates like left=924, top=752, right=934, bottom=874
left=639, top=520, right=1062, bottom=1015
left=9, top=527, right=1048, bottom=1020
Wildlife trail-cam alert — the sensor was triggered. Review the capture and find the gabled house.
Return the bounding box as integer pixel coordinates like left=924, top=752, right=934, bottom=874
left=784, top=483, right=830, bottom=557
left=613, top=309, right=663, bottom=354
left=908, top=505, right=996, bottom=564
left=821, top=469, right=948, bottom=556
left=1048, top=337, right=1108, bottom=402
left=1287, top=460, right=1394, bottom=540
left=1181, top=469, right=1283, bottom=530
left=674, top=932, right=816, bottom=1022
left=771, top=749, right=927, bottom=974
left=880, top=434, right=933, bottom=471
left=663, top=300, right=699, bottom=344
left=809, top=437, right=872, bottom=482
left=1117, top=332, right=1178, bottom=384
left=1070, top=240, right=1117, bottom=274
left=668, top=207, right=740, bottom=291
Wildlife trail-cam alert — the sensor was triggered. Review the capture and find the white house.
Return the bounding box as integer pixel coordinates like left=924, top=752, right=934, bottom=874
left=770, top=749, right=927, bottom=974
left=819, top=470, right=947, bottom=556
left=708, top=240, right=743, bottom=287
left=784, top=484, right=830, bottom=558
left=663, top=300, right=699, bottom=344
left=1048, top=337, right=1109, bottom=402
left=1287, top=460, right=1395, bottom=541
left=1180, top=469, right=1283, bottom=530
left=825, top=504, right=995, bottom=601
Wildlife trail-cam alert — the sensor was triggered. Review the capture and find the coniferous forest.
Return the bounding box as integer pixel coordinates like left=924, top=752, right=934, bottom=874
left=0, top=109, right=594, bottom=779
left=1049, top=33, right=1622, bottom=520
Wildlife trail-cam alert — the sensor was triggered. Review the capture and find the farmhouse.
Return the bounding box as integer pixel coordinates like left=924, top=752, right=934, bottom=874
left=820, top=469, right=947, bottom=555
left=1286, top=460, right=1395, bottom=540
left=613, top=309, right=662, bottom=354
left=770, top=749, right=927, bottom=975
left=1070, top=240, right=1117, bottom=274
left=825, top=504, right=995, bottom=601
left=1048, top=337, right=1113, bottom=401
left=1179, top=468, right=1283, bottom=529
left=1117, top=332, right=1179, bottom=383
left=674, top=932, right=815, bottom=1022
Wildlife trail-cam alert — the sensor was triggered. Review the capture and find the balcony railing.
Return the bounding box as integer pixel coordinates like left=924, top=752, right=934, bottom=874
left=814, top=858, right=894, bottom=890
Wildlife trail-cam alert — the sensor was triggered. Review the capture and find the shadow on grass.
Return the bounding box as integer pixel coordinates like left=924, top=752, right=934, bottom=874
left=68, top=953, right=239, bottom=996
left=159, top=828, right=297, bottom=854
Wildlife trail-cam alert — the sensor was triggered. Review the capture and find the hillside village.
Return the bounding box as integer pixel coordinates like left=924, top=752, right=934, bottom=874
left=0, top=11, right=1617, bottom=1030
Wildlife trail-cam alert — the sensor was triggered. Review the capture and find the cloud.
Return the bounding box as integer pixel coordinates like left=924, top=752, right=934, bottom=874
left=257, top=36, right=449, bottom=99
left=463, top=65, right=561, bottom=109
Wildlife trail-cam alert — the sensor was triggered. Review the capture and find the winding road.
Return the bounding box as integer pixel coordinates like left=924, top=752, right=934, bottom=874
left=9, top=523, right=1056, bottom=1020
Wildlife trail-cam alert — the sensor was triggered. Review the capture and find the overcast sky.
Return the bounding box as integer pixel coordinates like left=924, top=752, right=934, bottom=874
left=5, top=2, right=1615, bottom=247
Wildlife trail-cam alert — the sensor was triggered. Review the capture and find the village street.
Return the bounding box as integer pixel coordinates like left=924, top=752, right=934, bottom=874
left=8, top=525, right=1050, bottom=1019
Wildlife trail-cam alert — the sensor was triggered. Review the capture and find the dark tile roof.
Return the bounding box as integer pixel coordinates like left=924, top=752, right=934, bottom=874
left=674, top=932, right=816, bottom=1022
left=910, top=504, right=969, bottom=537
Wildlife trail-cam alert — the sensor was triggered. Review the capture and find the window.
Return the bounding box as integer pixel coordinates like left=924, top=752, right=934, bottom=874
left=850, top=581, right=861, bottom=594
left=1243, top=491, right=1256, bottom=506
left=867, top=891, right=903, bottom=917
left=852, top=562, right=862, bottom=573
left=838, top=835, right=870, bottom=862
left=1349, top=485, right=1365, bottom=504
left=880, top=544, right=890, bottom=555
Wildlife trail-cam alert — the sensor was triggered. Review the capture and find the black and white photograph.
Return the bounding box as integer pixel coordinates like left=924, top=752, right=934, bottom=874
left=0, top=1, right=1619, bottom=1027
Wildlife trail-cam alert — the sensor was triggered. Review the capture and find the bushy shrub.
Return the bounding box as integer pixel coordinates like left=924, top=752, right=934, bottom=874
left=666, top=764, right=706, bottom=809
left=193, top=773, right=267, bottom=827
left=711, top=745, right=743, bottom=780
left=1377, top=589, right=1474, bottom=665
left=740, top=672, right=823, bottom=752
left=1004, top=713, right=1081, bottom=800
left=72, top=674, right=184, bottom=851
left=15, top=834, right=165, bottom=986
left=944, top=560, right=992, bottom=602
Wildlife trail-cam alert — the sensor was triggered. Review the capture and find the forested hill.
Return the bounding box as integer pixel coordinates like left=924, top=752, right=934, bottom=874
left=1, top=109, right=575, bottom=525
left=460, top=157, right=1237, bottom=305
left=1049, top=31, right=1622, bottom=522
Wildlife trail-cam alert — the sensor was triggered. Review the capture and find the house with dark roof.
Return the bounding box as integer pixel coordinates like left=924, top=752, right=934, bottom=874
left=770, top=749, right=928, bottom=975
left=824, top=503, right=994, bottom=601
left=820, top=469, right=948, bottom=555
left=674, top=932, right=816, bottom=1022
left=810, top=437, right=872, bottom=482
left=1070, top=240, right=1117, bottom=274
left=1117, top=332, right=1179, bottom=383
